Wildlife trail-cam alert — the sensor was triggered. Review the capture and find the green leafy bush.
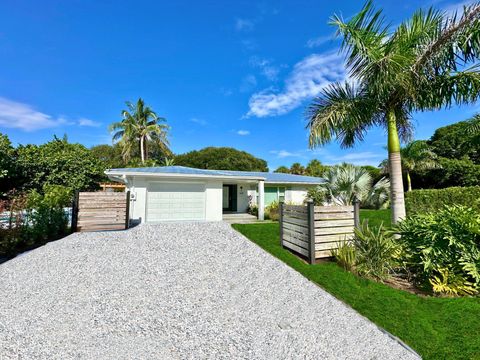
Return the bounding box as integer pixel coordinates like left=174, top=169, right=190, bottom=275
left=405, top=186, right=480, bottom=216
left=0, top=185, right=72, bottom=258
left=397, top=205, right=480, bottom=296
left=331, top=241, right=356, bottom=272
left=352, top=222, right=399, bottom=280
left=265, top=201, right=279, bottom=221
left=332, top=222, right=398, bottom=281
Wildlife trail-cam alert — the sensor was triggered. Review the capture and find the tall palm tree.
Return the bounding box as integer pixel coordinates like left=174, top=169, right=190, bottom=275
left=381, top=141, right=439, bottom=191
left=307, top=1, right=480, bottom=224
left=110, top=98, right=170, bottom=164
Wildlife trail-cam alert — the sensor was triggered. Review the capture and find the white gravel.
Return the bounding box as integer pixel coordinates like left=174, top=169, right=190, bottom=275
left=0, top=222, right=420, bottom=359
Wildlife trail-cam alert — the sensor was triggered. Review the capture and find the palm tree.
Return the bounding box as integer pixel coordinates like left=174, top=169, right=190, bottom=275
left=110, top=98, right=170, bottom=164
left=380, top=141, right=439, bottom=191
left=307, top=1, right=480, bottom=224
left=466, top=114, right=480, bottom=135
left=290, top=162, right=306, bottom=175
left=309, top=163, right=390, bottom=208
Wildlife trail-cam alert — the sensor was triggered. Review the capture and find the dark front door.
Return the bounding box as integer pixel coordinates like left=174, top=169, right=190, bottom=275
left=222, top=184, right=237, bottom=212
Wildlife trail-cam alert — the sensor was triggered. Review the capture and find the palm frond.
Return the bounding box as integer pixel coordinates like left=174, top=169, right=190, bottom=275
left=307, top=82, right=381, bottom=148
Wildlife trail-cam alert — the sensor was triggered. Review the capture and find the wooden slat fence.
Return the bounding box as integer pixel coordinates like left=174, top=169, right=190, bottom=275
left=72, top=191, right=130, bottom=232
left=280, top=200, right=360, bottom=264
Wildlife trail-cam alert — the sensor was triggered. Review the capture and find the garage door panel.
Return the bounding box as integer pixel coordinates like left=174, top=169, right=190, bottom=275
left=147, top=183, right=206, bottom=222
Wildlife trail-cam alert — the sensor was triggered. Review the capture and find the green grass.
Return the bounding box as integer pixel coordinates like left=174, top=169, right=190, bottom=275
left=232, top=221, right=480, bottom=360
left=360, top=208, right=391, bottom=229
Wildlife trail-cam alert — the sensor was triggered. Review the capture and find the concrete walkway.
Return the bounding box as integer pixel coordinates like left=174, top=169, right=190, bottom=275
left=0, top=223, right=420, bottom=359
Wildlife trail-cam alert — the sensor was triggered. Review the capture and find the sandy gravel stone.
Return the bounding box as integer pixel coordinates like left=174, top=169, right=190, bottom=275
left=0, top=222, right=420, bottom=359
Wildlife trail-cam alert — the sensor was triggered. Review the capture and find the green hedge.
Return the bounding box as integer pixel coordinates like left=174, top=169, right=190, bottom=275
left=405, top=186, right=480, bottom=216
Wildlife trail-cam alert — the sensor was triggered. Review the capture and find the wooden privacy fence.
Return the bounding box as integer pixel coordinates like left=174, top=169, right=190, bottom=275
left=72, top=191, right=130, bottom=232
left=279, top=201, right=360, bottom=264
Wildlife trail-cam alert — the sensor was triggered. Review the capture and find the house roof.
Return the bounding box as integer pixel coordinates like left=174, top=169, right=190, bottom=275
left=106, top=166, right=323, bottom=185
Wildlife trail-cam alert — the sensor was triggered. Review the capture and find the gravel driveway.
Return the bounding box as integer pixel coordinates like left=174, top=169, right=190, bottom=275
left=0, top=223, right=419, bottom=359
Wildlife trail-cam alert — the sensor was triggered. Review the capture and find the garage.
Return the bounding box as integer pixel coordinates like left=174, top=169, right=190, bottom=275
left=146, top=182, right=206, bottom=222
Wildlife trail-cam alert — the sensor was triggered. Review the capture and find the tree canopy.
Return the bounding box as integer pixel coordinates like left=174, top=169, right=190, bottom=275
left=428, top=118, right=480, bottom=164
left=174, top=147, right=268, bottom=172
left=15, top=136, right=105, bottom=192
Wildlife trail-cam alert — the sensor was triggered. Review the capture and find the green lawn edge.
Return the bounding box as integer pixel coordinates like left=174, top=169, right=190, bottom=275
left=231, top=221, right=480, bottom=360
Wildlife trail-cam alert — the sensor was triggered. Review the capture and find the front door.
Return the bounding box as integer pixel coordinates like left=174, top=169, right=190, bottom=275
left=222, top=184, right=237, bottom=212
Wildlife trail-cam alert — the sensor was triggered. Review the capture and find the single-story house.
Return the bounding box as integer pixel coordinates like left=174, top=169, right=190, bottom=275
left=105, top=166, right=322, bottom=223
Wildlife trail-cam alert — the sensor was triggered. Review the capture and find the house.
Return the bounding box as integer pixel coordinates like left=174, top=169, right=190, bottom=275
left=105, top=166, right=322, bottom=223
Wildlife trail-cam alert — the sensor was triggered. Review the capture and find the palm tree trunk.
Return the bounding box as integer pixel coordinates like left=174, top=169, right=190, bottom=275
left=406, top=171, right=412, bottom=192
left=140, top=135, right=145, bottom=164
left=387, top=110, right=406, bottom=224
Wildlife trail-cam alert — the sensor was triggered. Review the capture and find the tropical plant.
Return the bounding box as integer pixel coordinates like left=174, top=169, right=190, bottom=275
left=307, top=163, right=390, bottom=208
left=465, top=113, right=480, bottom=135
left=175, top=147, right=268, bottom=171
left=396, top=205, right=480, bottom=296
left=352, top=221, right=399, bottom=280
left=274, top=166, right=290, bottom=174
left=363, top=176, right=390, bottom=209
left=265, top=200, right=280, bottom=221
left=110, top=98, right=170, bottom=164
left=331, top=241, right=356, bottom=272
left=381, top=140, right=439, bottom=191
left=307, top=1, right=480, bottom=224
left=305, top=159, right=327, bottom=177
left=289, top=162, right=306, bottom=175
left=162, top=157, right=175, bottom=166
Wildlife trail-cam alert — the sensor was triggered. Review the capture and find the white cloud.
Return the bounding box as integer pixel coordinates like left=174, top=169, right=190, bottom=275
left=0, top=97, right=68, bottom=131
left=247, top=51, right=347, bottom=117
left=249, top=56, right=281, bottom=81
left=306, top=35, right=334, bottom=48
left=442, top=0, right=471, bottom=15
left=190, top=117, right=207, bottom=126
left=270, top=150, right=303, bottom=158
left=240, top=74, right=258, bottom=93
left=78, top=118, right=101, bottom=127
left=237, top=130, right=250, bottom=136
left=235, top=18, right=254, bottom=32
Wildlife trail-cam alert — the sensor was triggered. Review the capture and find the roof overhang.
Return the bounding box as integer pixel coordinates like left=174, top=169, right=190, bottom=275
left=105, top=170, right=266, bottom=183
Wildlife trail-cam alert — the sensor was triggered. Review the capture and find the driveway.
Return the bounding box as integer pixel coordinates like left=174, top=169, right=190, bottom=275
left=0, top=223, right=419, bottom=359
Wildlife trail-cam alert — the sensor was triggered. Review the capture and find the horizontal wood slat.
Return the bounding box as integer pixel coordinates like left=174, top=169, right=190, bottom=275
left=314, top=212, right=353, bottom=220
left=283, top=216, right=308, bottom=227
left=283, top=241, right=309, bottom=257
left=283, top=222, right=309, bottom=235
left=315, top=240, right=349, bottom=251
left=315, top=233, right=354, bottom=243
left=315, top=226, right=354, bottom=236
left=315, top=219, right=355, bottom=228
left=281, top=203, right=357, bottom=261
left=314, top=206, right=354, bottom=213
left=76, top=191, right=128, bottom=232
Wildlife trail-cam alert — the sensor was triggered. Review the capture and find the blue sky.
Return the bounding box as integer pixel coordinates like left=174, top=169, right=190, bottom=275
left=0, top=0, right=476, bottom=170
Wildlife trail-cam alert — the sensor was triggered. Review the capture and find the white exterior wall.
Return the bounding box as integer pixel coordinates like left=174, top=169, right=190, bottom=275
left=127, top=177, right=222, bottom=223
left=285, top=186, right=312, bottom=205
left=236, top=183, right=250, bottom=213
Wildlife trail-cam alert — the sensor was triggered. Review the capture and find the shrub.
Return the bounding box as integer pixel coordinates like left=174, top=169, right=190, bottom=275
left=265, top=201, right=279, bottom=221
left=405, top=186, right=480, bottom=216
left=331, top=241, right=356, bottom=272
left=352, top=222, right=399, bottom=280
left=247, top=204, right=258, bottom=217
left=397, top=205, right=480, bottom=296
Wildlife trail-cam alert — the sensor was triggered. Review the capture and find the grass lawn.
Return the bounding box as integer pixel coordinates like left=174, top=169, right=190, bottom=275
left=232, top=221, right=480, bottom=360
left=360, top=208, right=391, bottom=229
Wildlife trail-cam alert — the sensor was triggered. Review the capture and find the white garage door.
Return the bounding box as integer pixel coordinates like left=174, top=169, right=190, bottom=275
left=147, top=183, right=206, bottom=222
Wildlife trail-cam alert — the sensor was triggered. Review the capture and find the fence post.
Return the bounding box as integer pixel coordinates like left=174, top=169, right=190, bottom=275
left=279, top=201, right=284, bottom=247
left=307, top=200, right=315, bottom=265
left=125, top=191, right=131, bottom=229
left=353, top=197, right=360, bottom=229
left=71, top=190, right=79, bottom=233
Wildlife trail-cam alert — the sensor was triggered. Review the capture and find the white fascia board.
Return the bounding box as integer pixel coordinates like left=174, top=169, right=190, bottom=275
left=104, top=170, right=265, bottom=182
left=265, top=181, right=321, bottom=186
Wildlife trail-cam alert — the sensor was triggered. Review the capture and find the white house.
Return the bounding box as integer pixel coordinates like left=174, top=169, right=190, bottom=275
left=105, top=166, right=322, bottom=223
